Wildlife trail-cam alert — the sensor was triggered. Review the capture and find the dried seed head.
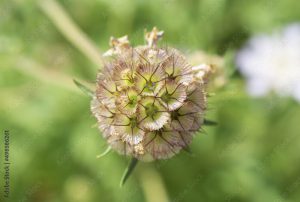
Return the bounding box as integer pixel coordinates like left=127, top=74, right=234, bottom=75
left=92, top=28, right=208, bottom=161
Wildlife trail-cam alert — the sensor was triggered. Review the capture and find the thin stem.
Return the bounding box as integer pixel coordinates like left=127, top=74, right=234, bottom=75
left=138, top=164, right=169, bottom=202
left=12, top=56, right=80, bottom=93
left=38, top=0, right=103, bottom=67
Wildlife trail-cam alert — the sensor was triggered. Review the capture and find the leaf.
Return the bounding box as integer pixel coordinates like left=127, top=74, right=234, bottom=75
left=120, top=158, right=138, bottom=187
left=96, top=146, right=111, bottom=158
left=73, top=79, right=94, bottom=97
left=203, top=119, right=218, bottom=126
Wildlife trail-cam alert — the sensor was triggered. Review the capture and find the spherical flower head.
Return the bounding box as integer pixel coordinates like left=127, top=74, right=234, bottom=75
left=91, top=28, right=207, bottom=161
left=236, top=24, right=300, bottom=101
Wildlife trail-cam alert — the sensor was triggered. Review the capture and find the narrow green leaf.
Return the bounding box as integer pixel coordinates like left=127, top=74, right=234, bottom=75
left=203, top=119, right=218, bottom=126
left=96, top=146, right=111, bottom=158
left=120, top=158, right=138, bottom=187
left=73, top=79, right=94, bottom=97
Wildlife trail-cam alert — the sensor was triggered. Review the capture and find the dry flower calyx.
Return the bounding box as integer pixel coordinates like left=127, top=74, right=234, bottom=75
left=91, top=27, right=212, bottom=162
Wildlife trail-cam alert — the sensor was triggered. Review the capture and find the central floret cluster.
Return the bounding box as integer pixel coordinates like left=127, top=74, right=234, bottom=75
left=91, top=45, right=207, bottom=161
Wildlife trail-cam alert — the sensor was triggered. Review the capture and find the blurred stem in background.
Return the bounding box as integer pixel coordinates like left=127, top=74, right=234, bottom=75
left=138, top=165, right=169, bottom=202
left=12, top=55, right=78, bottom=93
left=37, top=0, right=170, bottom=201
left=38, top=0, right=103, bottom=68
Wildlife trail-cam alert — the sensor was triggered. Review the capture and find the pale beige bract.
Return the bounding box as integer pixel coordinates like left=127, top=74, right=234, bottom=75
left=91, top=28, right=208, bottom=161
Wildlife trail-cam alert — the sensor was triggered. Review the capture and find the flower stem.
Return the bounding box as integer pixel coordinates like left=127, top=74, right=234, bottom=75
left=138, top=165, right=169, bottom=202
left=12, top=55, right=79, bottom=93
left=38, top=0, right=103, bottom=67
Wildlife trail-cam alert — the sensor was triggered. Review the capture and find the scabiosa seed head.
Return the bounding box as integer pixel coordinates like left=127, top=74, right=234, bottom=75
left=91, top=27, right=209, bottom=161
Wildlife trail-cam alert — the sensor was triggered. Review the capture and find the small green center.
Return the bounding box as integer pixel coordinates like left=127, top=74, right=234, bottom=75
left=161, top=92, right=172, bottom=103
left=129, top=117, right=138, bottom=128
left=128, top=75, right=135, bottom=84
left=145, top=103, right=159, bottom=117
left=169, top=74, right=176, bottom=80
left=144, top=81, right=156, bottom=92
left=128, top=95, right=138, bottom=107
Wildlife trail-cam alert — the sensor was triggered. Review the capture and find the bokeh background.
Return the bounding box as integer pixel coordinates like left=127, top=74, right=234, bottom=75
left=1, top=0, right=300, bottom=201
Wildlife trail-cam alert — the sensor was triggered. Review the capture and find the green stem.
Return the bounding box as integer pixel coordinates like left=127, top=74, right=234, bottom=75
left=38, top=0, right=103, bottom=67
left=12, top=56, right=79, bottom=93
left=138, top=164, right=169, bottom=202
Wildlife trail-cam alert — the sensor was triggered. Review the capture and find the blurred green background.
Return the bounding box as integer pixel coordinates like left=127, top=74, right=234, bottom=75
left=1, top=0, right=300, bottom=201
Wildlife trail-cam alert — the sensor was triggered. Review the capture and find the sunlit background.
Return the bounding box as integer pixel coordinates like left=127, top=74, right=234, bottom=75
left=1, top=0, right=300, bottom=201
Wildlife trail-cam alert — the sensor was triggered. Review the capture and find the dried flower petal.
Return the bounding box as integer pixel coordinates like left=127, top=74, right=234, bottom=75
left=113, top=114, right=145, bottom=145
left=139, top=97, right=170, bottom=130
left=142, top=129, right=182, bottom=160
left=158, top=80, right=187, bottom=111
